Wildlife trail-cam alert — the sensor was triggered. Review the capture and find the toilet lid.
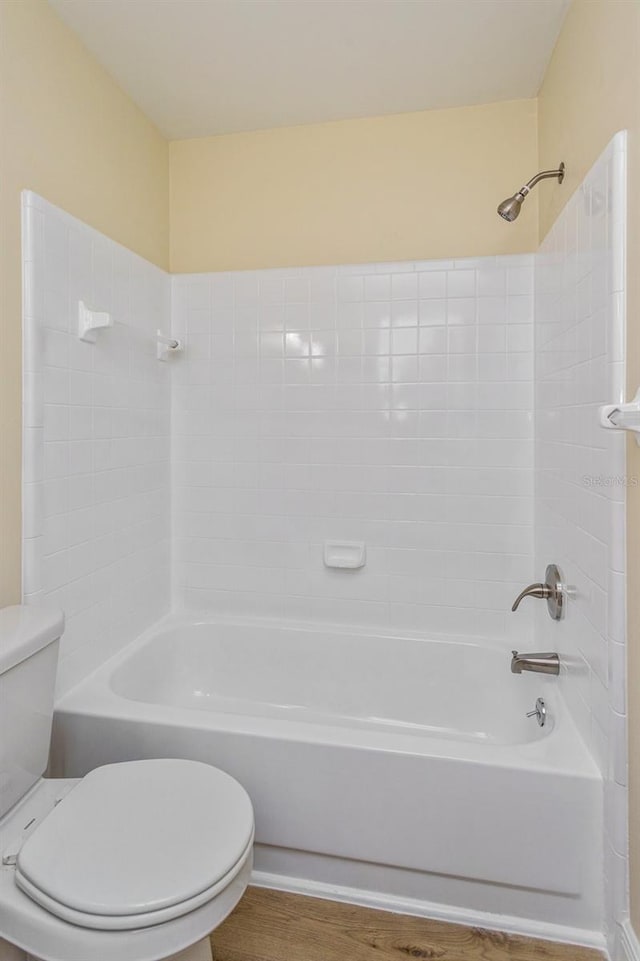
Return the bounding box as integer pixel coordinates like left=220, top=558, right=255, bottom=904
left=15, top=759, right=254, bottom=920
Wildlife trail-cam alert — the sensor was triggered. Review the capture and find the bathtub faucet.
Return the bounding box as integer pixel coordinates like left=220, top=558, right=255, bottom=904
left=511, top=651, right=560, bottom=676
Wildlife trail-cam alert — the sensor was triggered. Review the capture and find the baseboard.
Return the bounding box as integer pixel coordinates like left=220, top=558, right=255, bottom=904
left=620, top=920, right=640, bottom=961
left=251, top=869, right=607, bottom=953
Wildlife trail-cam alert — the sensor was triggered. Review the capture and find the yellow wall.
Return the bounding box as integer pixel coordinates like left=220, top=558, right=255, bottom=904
left=169, top=99, right=539, bottom=273
left=538, top=0, right=640, bottom=930
left=0, top=0, right=169, bottom=606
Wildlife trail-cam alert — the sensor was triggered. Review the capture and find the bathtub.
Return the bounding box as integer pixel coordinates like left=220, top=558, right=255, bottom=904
left=52, top=615, right=603, bottom=946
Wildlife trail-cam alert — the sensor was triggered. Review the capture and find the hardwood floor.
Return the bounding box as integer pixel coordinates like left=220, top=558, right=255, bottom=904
left=210, top=887, right=604, bottom=961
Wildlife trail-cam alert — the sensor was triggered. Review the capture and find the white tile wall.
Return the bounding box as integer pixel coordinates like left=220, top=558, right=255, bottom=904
left=534, top=132, right=627, bottom=954
left=22, top=192, right=172, bottom=695
left=22, top=147, right=630, bottom=953
left=172, top=255, right=535, bottom=642
left=22, top=199, right=536, bottom=678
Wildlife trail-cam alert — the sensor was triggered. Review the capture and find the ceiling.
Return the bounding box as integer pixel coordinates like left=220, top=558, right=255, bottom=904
left=48, top=0, right=569, bottom=140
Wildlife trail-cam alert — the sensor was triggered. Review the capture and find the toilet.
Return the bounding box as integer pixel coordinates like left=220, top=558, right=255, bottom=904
left=0, top=606, right=255, bottom=961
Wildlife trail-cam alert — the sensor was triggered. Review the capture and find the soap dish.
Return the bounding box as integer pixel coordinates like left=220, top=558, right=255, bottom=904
left=323, top=541, right=366, bottom=570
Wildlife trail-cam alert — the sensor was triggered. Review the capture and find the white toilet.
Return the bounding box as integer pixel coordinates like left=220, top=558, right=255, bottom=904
left=0, top=606, right=255, bottom=961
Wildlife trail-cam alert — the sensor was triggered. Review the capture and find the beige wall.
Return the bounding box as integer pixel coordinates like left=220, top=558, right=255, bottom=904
left=0, top=0, right=169, bottom=606
left=538, top=0, right=640, bottom=931
left=169, top=99, right=538, bottom=273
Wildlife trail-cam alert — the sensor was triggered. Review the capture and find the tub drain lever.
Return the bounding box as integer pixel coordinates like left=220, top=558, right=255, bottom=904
left=526, top=697, right=547, bottom=727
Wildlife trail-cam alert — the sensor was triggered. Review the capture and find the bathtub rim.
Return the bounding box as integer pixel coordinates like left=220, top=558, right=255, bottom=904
left=55, top=611, right=601, bottom=780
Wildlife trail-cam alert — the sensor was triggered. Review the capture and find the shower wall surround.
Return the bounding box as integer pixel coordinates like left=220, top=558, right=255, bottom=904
left=21, top=136, right=629, bottom=948
left=534, top=131, right=628, bottom=953
left=21, top=195, right=539, bottom=675
left=172, top=256, right=535, bottom=638
left=21, top=192, right=171, bottom=695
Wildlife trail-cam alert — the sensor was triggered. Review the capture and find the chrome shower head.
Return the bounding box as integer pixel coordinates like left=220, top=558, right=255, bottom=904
left=497, top=162, right=565, bottom=222
left=497, top=192, right=526, bottom=222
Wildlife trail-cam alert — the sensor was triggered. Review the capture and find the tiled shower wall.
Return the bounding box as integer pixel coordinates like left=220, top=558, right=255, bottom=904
left=22, top=192, right=171, bottom=695
left=21, top=139, right=630, bottom=951
left=172, top=256, right=535, bottom=641
left=534, top=132, right=627, bottom=952
left=23, top=198, right=537, bottom=684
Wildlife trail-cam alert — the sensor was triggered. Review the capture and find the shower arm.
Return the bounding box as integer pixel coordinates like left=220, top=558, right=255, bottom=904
left=519, top=164, right=565, bottom=196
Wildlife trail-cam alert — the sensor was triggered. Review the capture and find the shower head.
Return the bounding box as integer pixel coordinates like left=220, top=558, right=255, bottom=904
left=497, top=192, right=526, bottom=222
left=497, top=163, right=565, bottom=222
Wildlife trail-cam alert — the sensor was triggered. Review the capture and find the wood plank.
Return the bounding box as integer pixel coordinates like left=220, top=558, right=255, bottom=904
left=210, top=887, right=604, bottom=961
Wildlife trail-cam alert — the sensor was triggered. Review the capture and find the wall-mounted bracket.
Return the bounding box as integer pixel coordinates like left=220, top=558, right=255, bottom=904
left=78, top=301, right=113, bottom=343
left=157, top=330, right=183, bottom=362
left=599, top=389, right=640, bottom=445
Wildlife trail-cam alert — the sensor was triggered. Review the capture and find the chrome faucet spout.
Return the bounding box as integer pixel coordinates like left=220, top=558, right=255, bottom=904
left=511, top=651, right=560, bottom=676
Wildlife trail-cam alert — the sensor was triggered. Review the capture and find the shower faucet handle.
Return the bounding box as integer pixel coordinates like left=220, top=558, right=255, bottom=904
left=511, top=583, right=550, bottom=610
left=511, top=564, right=564, bottom=621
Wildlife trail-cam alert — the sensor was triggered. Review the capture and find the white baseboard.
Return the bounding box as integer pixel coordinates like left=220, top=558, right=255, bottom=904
left=251, top=869, right=606, bottom=954
left=620, top=920, right=640, bottom=961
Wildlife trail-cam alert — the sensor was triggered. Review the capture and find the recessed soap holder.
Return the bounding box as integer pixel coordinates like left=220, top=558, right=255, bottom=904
left=600, top=389, right=640, bottom=445
left=78, top=301, right=113, bottom=343
left=323, top=541, right=366, bottom=570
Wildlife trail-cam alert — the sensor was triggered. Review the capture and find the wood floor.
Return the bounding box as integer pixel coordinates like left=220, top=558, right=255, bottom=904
left=210, top=887, right=604, bottom=961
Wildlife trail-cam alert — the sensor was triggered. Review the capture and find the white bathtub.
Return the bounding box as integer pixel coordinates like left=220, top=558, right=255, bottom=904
left=52, top=616, right=603, bottom=947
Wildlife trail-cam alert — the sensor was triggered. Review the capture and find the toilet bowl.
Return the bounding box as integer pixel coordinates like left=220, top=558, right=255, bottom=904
left=0, top=606, right=254, bottom=961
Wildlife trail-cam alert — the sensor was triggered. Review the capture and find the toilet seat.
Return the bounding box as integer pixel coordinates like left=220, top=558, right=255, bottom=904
left=14, top=834, right=254, bottom=930
left=14, top=759, right=254, bottom=931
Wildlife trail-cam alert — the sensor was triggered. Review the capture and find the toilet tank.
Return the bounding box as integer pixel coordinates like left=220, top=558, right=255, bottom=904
left=0, top=606, right=64, bottom=819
